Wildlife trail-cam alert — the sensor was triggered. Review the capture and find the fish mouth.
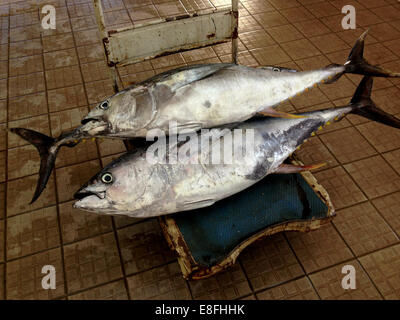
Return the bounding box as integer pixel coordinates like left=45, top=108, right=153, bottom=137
left=73, top=189, right=106, bottom=200
left=81, top=117, right=100, bottom=125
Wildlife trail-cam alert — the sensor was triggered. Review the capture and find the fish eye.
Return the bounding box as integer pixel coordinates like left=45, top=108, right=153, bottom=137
left=272, top=67, right=280, bottom=72
left=100, top=100, right=109, bottom=110
left=101, top=172, right=113, bottom=184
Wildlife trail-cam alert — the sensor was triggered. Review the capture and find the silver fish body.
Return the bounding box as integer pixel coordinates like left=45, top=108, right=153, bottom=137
left=73, top=107, right=350, bottom=217
left=83, top=63, right=344, bottom=138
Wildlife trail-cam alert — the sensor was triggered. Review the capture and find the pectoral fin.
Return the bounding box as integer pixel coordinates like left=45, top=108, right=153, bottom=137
left=258, top=107, right=307, bottom=119
left=275, top=163, right=326, bottom=173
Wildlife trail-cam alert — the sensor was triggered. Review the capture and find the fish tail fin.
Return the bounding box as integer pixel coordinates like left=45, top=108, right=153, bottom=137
left=344, top=28, right=400, bottom=78
left=350, top=76, right=400, bottom=129
left=10, top=128, right=59, bottom=204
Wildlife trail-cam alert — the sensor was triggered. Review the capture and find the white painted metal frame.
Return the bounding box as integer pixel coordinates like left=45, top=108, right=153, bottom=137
left=93, top=0, right=239, bottom=93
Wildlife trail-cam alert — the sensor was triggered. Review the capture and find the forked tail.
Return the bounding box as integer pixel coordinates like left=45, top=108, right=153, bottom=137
left=349, top=76, right=400, bottom=128
left=327, top=29, right=400, bottom=83
left=9, top=128, right=77, bottom=204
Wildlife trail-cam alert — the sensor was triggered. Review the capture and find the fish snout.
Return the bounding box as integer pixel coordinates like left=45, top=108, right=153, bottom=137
left=81, top=115, right=103, bottom=125
left=73, top=185, right=106, bottom=200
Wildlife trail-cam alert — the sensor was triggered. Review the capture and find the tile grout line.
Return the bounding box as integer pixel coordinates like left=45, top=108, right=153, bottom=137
left=2, top=0, right=10, bottom=300
left=283, top=232, right=322, bottom=300
left=40, top=3, right=70, bottom=299
left=110, top=217, right=132, bottom=300
left=237, top=258, right=257, bottom=300
left=329, top=221, right=386, bottom=300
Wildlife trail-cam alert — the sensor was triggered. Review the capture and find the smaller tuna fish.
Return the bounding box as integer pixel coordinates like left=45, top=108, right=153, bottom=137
left=73, top=76, right=400, bottom=217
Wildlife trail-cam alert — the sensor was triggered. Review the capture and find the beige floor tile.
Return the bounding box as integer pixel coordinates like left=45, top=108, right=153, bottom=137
left=120, top=70, right=156, bottom=87
left=48, top=84, right=88, bottom=113
left=155, top=2, right=186, bottom=17
left=373, top=5, right=400, bottom=22
left=253, top=11, right=289, bottom=29
left=70, top=15, right=97, bottom=32
left=63, top=233, right=122, bottom=294
left=313, top=166, right=366, bottom=210
left=44, top=49, right=79, bottom=70
left=113, top=215, right=146, bottom=229
left=8, top=145, right=40, bottom=180
left=320, top=127, right=376, bottom=164
left=0, top=183, right=5, bottom=220
left=309, top=33, right=350, bottom=54
left=293, top=19, right=331, bottom=38
left=241, top=0, right=274, bottom=15
left=150, top=52, right=185, bottom=70
left=344, top=155, right=400, bottom=199
left=76, top=43, right=104, bottom=64
left=334, top=202, right=399, bottom=256
left=42, top=33, right=75, bottom=53
left=287, top=224, right=353, bottom=273
left=295, top=136, right=338, bottom=171
left=0, top=151, right=5, bottom=182
left=291, top=88, right=330, bottom=110
left=319, top=76, right=357, bottom=100
left=8, top=72, right=46, bottom=98
left=359, top=244, right=400, bottom=299
left=85, top=79, right=115, bottom=104
left=238, top=15, right=262, bottom=33
left=181, top=47, right=217, bottom=64
left=9, top=39, right=43, bottom=59
left=0, top=220, right=3, bottom=263
left=68, top=280, right=128, bottom=300
left=0, top=263, right=3, bottom=300
left=267, top=24, right=304, bottom=43
left=59, top=200, right=113, bottom=244
left=372, top=191, right=400, bottom=236
left=0, top=100, right=5, bottom=124
left=189, top=264, right=251, bottom=300
left=127, top=4, right=159, bottom=22
left=67, top=2, right=94, bottom=18
left=358, top=121, right=400, bottom=153
left=81, top=60, right=112, bottom=83
left=45, top=65, right=83, bottom=90
left=10, top=24, right=41, bottom=42
left=310, top=260, right=382, bottom=300
left=55, top=160, right=101, bottom=202
left=7, top=206, right=60, bottom=260
left=370, top=22, right=400, bottom=42
left=6, top=248, right=65, bottom=300
left=8, top=114, right=50, bottom=148
left=251, top=45, right=291, bottom=65
left=383, top=148, right=400, bottom=176
left=305, top=1, right=339, bottom=17
left=117, top=219, right=176, bottom=275
left=364, top=43, right=398, bottom=65
left=8, top=92, right=47, bottom=121
left=240, top=234, right=304, bottom=291
left=74, top=28, right=101, bottom=47
left=7, top=173, right=57, bottom=217
left=257, top=277, right=319, bottom=300
left=356, top=9, right=383, bottom=27
left=280, top=38, right=321, bottom=61
left=41, top=19, right=72, bottom=37
left=127, top=261, right=191, bottom=300
left=239, top=30, right=275, bottom=50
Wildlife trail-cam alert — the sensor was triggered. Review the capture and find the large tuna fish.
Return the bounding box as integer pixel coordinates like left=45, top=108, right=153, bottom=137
left=73, top=77, right=400, bottom=217
left=11, top=29, right=400, bottom=203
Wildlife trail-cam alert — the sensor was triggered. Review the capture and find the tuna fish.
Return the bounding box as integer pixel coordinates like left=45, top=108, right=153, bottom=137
left=73, top=76, right=400, bottom=217
left=10, top=29, right=400, bottom=203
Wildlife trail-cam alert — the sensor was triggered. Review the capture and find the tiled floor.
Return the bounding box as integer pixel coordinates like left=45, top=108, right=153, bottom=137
left=0, top=0, right=400, bottom=300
